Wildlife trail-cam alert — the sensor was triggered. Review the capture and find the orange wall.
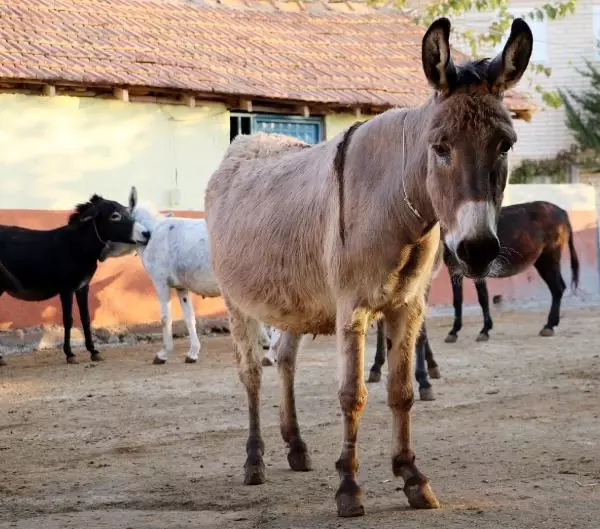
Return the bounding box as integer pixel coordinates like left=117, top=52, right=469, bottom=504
left=0, top=209, right=227, bottom=330
left=0, top=208, right=597, bottom=330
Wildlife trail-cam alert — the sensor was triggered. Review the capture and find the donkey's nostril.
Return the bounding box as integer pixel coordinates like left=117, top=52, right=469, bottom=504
left=456, top=236, right=500, bottom=277
left=142, top=231, right=151, bottom=240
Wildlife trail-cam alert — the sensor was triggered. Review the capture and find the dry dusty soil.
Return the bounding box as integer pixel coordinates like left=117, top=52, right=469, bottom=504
left=1, top=307, right=599, bottom=529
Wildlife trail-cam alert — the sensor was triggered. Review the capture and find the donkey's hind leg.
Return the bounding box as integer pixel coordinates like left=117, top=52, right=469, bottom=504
left=262, top=328, right=281, bottom=366
left=176, top=289, right=201, bottom=363
left=367, top=318, right=386, bottom=383
left=75, top=285, right=102, bottom=361
left=153, top=282, right=173, bottom=364
left=535, top=253, right=566, bottom=337
left=415, top=324, right=435, bottom=401
left=421, top=320, right=441, bottom=379
left=226, top=301, right=266, bottom=485
left=0, top=291, right=6, bottom=365
left=277, top=331, right=312, bottom=472
left=258, top=324, right=271, bottom=351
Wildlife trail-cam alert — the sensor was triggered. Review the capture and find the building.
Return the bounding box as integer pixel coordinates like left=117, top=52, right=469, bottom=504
left=403, top=0, right=600, bottom=167
left=0, top=0, right=534, bottom=332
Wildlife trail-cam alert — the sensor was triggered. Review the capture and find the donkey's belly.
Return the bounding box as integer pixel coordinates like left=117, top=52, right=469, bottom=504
left=226, top=279, right=337, bottom=335
left=244, top=303, right=337, bottom=335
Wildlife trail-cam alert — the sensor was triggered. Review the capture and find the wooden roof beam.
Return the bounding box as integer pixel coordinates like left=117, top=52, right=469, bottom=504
left=113, top=87, right=129, bottom=102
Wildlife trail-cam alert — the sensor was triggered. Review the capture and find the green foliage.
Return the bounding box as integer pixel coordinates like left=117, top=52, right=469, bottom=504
left=510, top=146, right=600, bottom=184
left=510, top=155, right=571, bottom=184
left=559, top=59, right=600, bottom=153
left=368, top=0, right=578, bottom=108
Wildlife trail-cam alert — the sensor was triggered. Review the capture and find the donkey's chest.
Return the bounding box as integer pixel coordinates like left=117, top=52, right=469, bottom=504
left=378, top=231, right=441, bottom=307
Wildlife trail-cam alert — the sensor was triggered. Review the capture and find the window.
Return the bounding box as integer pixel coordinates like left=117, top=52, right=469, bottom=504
left=229, top=114, right=324, bottom=144
left=495, top=9, right=548, bottom=64
left=594, top=6, right=600, bottom=59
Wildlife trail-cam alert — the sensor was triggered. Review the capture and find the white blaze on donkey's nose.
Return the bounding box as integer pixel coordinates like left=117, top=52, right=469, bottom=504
left=444, top=201, right=497, bottom=255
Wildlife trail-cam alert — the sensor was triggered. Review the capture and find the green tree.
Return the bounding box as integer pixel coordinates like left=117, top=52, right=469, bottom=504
left=559, top=59, right=600, bottom=154
left=368, top=0, right=578, bottom=108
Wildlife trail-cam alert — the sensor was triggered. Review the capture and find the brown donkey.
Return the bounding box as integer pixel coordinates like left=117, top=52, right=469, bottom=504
left=205, top=18, right=533, bottom=518
left=444, top=200, right=580, bottom=342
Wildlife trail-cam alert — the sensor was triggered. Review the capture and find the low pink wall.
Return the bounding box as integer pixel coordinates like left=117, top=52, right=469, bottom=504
left=0, top=195, right=597, bottom=329
left=0, top=209, right=227, bottom=330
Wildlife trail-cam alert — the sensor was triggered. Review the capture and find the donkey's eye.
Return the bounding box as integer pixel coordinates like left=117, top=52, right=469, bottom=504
left=499, top=141, right=512, bottom=157
left=110, top=212, right=122, bottom=222
left=432, top=144, right=451, bottom=159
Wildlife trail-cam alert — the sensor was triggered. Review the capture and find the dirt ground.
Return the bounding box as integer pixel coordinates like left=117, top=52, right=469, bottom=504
left=1, top=307, right=599, bottom=529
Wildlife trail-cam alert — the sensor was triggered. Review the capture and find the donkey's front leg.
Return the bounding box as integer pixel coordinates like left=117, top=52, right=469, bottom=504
left=75, top=285, right=102, bottom=362
left=334, top=305, right=369, bottom=517
left=59, top=290, right=77, bottom=364
left=445, top=275, right=463, bottom=343
left=475, top=279, right=493, bottom=342
left=176, top=289, right=201, bottom=363
left=153, top=283, right=173, bottom=364
left=385, top=302, right=440, bottom=510
left=277, top=331, right=311, bottom=472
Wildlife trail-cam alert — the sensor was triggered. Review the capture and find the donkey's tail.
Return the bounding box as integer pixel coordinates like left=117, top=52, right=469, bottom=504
left=567, top=220, right=580, bottom=291
left=0, top=260, right=23, bottom=293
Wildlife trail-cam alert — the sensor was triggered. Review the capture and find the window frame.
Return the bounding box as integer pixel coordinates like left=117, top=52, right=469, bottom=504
left=229, top=112, right=324, bottom=144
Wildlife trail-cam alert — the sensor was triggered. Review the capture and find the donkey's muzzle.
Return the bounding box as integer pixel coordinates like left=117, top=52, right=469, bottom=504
left=456, top=235, right=500, bottom=278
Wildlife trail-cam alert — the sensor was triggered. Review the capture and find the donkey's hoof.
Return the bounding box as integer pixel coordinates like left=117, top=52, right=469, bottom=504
left=428, top=366, right=441, bottom=379
left=90, top=353, right=104, bottom=362
left=404, top=480, right=440, bottom=509
left=419, top=387, right=436, bottom=401
left=288, top=449, right=312, bottom=472
left=66, top=356, right=78, bottom=364
left=243, top=460, right=266, bottom=485
left=184, top=356, right=197, bottom=364
left=153, top=356, right=167, bottom=365
left=336, top=493, right=365, bottom=518
left=540, top=327, right=554, bottom=337
left=476, top=332, right=489, bottom=342
left=0, top=357, right=6, bottom=366
left=367, top=370, right=381, bottom=383
left=261, top=356, right=274, bottom=367
left=444, top=334, right=457, bottom=344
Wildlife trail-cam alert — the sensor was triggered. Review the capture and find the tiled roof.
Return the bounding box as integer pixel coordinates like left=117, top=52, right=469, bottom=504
left=0, top=0, right=534, bottom=114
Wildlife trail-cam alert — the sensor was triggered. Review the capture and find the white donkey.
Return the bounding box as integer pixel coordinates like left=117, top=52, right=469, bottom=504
left=104, top=186, right=277, bottom=364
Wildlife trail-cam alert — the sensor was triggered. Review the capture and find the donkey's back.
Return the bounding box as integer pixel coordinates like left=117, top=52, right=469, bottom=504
left=205, top=132, right=340, bottom=333
left=142, top=217, right=220, bottom=297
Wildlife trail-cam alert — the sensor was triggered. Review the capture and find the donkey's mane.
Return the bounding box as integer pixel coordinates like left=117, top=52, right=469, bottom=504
left=68, top=194, right=104, bottom=225
left=455, top=58, right=492, bottom=87
left=333, top=120, right=365, bottom=246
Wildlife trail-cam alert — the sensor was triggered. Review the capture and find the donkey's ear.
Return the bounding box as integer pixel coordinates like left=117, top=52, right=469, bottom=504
left=488, top=18, right=533, bottom=94
left=129, top=186, right=138, bottom=210
left=421, top=17, right=457, bottom=94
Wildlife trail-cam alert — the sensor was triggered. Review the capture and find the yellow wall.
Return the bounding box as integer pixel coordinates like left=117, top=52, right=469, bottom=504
left=325, top=113, right=370, bottom=140
left=0, top=94, right=230, bottom=211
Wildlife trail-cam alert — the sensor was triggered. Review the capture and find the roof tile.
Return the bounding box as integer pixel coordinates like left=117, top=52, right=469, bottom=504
left=0, top=0, right=533, bottom=112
